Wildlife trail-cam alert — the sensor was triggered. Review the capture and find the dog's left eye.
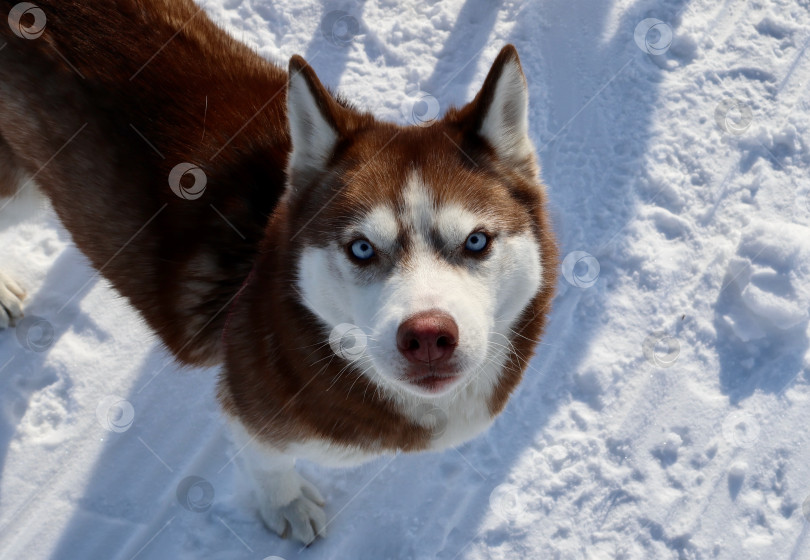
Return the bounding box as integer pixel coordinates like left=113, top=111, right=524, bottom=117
left=464, top=232, right=489, bottom=252
left=350, top=239, right=376, bottom=260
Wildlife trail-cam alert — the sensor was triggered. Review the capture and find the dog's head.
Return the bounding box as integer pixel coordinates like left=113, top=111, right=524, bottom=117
left=285, top=46, right=555, bottom=400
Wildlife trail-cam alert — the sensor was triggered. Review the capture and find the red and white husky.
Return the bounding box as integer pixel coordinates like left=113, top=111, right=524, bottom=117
left=0, top=0, right=557, bottom=544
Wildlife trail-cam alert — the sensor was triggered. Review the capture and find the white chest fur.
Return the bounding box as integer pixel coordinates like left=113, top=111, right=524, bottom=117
left=224, top=377, right=499, bottom=544
left=226, top=386, right=496, bottom=470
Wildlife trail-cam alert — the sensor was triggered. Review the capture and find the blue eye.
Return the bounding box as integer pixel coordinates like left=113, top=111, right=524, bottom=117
left=465, top=232, right=489, bottom=252
left=350, top=239, right=375, bottom=260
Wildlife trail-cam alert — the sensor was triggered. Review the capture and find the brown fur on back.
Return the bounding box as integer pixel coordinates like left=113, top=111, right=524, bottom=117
left=0, top=0, right=289, bottom=364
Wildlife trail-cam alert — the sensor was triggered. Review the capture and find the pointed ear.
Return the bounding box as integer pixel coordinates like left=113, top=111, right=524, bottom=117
left=471, top=45, right=534, bottom=165
left=286, top=56, right=341, bottom=176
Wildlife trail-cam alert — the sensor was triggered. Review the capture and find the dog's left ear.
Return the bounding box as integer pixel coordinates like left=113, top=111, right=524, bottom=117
left=468, top=45, right=534, bottom=166
left=286, top=55, right=344, bottom=180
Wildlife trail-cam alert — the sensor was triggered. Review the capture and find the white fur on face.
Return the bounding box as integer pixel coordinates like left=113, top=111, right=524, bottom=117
left=356, top=206, right=399, bottom=254
left=296, top=171, right=543, bottom=409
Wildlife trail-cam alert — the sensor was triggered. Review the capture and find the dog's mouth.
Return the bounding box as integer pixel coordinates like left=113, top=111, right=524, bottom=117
left=402, top=367, right=460, bottom=393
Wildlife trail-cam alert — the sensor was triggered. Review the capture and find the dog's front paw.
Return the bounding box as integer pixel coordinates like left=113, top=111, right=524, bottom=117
left=259, top=473, right=327, bottom=545
left=0, top=270, right=25, bottom=329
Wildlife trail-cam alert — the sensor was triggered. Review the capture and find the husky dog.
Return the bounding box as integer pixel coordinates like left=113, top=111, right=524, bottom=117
left=0, top=0, right=557, bottom=544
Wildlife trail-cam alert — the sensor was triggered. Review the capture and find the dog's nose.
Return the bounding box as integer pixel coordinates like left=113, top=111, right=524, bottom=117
left=396, top=310, right=459, bottom=364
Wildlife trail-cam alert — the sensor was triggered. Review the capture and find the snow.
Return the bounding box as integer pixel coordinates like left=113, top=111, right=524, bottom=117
left=2, top=0, right=810, bottom=558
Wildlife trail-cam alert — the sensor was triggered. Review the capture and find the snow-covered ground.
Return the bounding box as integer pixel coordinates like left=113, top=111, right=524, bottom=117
left=2, top=0, right=810, bottom=558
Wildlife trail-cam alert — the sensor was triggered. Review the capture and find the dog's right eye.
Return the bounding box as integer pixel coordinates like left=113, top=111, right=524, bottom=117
left=464, top=232, right=489, bottom=252
left=349, top=239, right=376, bottom=261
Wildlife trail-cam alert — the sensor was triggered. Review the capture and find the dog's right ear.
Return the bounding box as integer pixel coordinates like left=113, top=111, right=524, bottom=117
left=470, top=45, right=533, bottom=166
left=286, top=56, right=342, bottom=178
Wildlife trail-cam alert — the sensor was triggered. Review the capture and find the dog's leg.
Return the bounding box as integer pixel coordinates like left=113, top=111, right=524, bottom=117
left=0, top=134, right=23, bottom=200
left=0, top=271, right=25, bottom=329
left=228, top=420, right=327, bottom=544
left=0, top=135, right=28, bottom=329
